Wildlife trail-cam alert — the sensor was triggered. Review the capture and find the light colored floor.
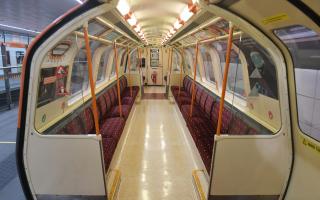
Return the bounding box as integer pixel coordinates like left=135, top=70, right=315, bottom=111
left=143, top=86, right=166, bottom=94
left=117, top=100, right=196, bottom=200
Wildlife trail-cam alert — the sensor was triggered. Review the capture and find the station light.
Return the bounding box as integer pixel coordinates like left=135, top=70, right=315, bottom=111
left=117, top=0, right=130, bottom=16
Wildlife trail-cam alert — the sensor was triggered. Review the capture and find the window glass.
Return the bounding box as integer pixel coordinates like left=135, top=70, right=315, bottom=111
left=187, top=47, right=200, bottom=77
left=172, top=50, right=181, bottom=72
left=235, top=38, right=278, bottom=99
left=200, top=46, right=215, bottom=83
left=129, top=50, right=138, bottom=71
left=97, top=46, right=112, bottom=82
left=184, top=49, right=192, bottom=72
left=120, top=50, right=127, bottom=67
left=70, top=40, right=101, bottom=94
left=274, top=25, right=320, bottom=140
left=212, top=42, right=245, bottom=96
left=70, top=47, right=88, bottom=95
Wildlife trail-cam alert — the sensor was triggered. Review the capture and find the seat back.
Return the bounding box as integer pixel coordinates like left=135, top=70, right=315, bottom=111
left=64, top=116, right=84, bottom=135
left=79, top=107, right=95, bottom=134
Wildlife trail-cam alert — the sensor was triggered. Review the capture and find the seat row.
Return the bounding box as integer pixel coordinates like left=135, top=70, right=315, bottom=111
left=57, top=76, right=139, bottom=170
left=171, top=76, right=258, bottom=173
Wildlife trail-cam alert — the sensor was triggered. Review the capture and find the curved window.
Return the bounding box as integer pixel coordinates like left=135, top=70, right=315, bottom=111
left=70, top=41, right=101, bottom=95
left=70, top=47, right=88, bottom=95
left=172, top=50, right=181, bottom=72
left=97, top=46, right=112, bottom=83
left=129, top=50, right=138, bottom=72
left=188, top=47, right=201, bottom=77
left=200, top=46, right=215, bottom=83
left=274, top=25, right=320, bottom=141
left=236, top=38, right=278, bottom=99
left=212, top=42, right=245, bottom=96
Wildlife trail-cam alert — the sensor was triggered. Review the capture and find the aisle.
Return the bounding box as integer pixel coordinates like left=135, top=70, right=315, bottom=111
left=117, top=100, right=196, bottom=200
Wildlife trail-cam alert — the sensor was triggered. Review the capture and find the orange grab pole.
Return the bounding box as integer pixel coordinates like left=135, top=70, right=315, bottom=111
left=83, top=26, right=100, bottom=135
left=189, top=42, right=199, bottom=117
left=216, top=24, right=234, bottom=136
left=113, top=42, right=123, bottom=118
left=127, top=47, right=133, bottom=97
left=179, top=48, right=185, bottom=97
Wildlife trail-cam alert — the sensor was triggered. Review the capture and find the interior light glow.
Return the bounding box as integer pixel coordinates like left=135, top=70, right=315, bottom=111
left=170, top=28, right=175, bottom=34
left=180, top=6, right=193, bottom=22
left=134, top=25, right=141, bottom=32
left=192, top=0, right=198, bottom=4
left=174, top=20, right=182, bottom=30
left=116, top=0, right=130, bottom=16
left=127, top=14, right=137, bottom=26
left=0, top=23, right=40, bottom=34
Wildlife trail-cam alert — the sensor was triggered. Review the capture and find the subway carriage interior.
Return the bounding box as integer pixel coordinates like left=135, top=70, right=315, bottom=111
left=16, top=0, right=320, bottom=200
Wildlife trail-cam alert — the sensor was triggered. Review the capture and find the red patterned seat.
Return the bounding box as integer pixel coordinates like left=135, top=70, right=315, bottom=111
left=97, top=96, right=107, bottom=120
left=122, top=96, right=135, bottom=106
left=100, top=117, right=125, bottom=141
left=102, top=137, right=117, bottom=171
left=64, top=116, right=84, bottom=135
left=122, top=86, right=139, bottom=98
left=79, top=107, right=96, bottom=135
left=229, top=116, right=249, bottom=135
left=181, top=104, right=203, bottom=121
left=108, top=105, right=131, bottom=119
left=248, top=128, right=258, bottom=135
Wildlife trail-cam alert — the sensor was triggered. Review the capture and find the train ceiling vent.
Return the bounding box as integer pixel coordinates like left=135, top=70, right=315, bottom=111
left=171, top=11, right=215, bottom=43
left=102, top=11, right=140, bottom=42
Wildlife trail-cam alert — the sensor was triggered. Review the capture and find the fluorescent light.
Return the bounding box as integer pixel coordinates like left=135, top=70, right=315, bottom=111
left=127, top=14, right=137, bottom=26
left=170, top=28, right=175, bottom=34
left=117, top=0, right=130, bottom=16
left=174, top=20, right=182, bottom=30
left=180, top=6, right=193, bottom=21
left=0, top=23, right=40, bottom=34
left=75, top=0, right=83, bottom=4
left=134, top=25, right=141, bottom=32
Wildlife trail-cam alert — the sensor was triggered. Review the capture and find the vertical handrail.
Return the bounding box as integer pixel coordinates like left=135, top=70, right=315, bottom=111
left=189, top=42, right=199, bottom=117
left=83, top=26, right=100, bottom=135
left=127, top=47, right=133, bottom=97
left=216, top=23, right=234, bottom=136
left=113, top=42, right=123, bottom=118
left=179, top=48, right=185, bottom=97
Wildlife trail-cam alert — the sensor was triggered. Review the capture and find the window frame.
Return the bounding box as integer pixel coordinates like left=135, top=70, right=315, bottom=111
left=274, top=25, right=320, bottom=142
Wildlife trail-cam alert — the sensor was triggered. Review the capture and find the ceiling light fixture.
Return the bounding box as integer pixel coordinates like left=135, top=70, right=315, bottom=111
left=116, top=0, right=130, bottom=16
left=127, top=14, right=137, bottom=26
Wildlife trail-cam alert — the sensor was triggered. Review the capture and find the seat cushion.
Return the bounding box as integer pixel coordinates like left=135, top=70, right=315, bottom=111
left=100, top=117, right=125, bottom=140
left=189, top=117, right=215, bottom=139
left=102, top=137, right=117, bottom=171
left=79, top=107, right=95, bottom=134
left=181, top=104, right=203, bottom=121
left=64, top=116, right=84, bottom=135
left=229, top=117, right=249, bottom=135
left=108, top=105, right=131, bottom=119
left=122, top=86, right=139, bottom=98
left=122, top=96, right=134, bottom=106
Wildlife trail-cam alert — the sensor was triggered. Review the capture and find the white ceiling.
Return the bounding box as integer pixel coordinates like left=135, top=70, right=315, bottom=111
left=128, top=0, right=190, bottom=44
